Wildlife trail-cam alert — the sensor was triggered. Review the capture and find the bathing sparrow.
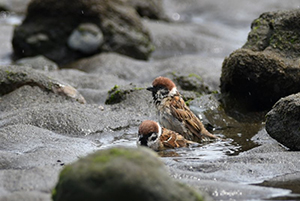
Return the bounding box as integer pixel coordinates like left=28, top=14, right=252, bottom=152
left=137, top=120, right=196, bottom=151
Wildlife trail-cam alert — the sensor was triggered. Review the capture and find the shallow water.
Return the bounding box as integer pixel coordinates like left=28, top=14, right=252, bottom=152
left=95, top=119, right=263, bottom=160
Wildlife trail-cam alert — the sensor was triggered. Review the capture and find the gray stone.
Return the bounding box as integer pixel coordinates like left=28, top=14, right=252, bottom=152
left=0, top=124, right=99, bottom=201
left=163, top=149, right=300, bottom=200
left=0, top=65, right=85, bottom=104
left=67, top=23, right=103, bottom=54
left=0, top=191, right=50, bottom=201
left=52, top=147, right=210, bottom=201
left=266, top=93, right=300, bottom=150
left=258, top=172, right=300, bottom=197
left=65, top=52, right=222, bottom=91
left=15, top=55, right=58, bottom=71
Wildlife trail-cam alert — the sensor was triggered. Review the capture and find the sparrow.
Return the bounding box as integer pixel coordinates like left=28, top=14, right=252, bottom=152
left=137, top=120, right=196, bottom=151
left=147, top=76, right=219, bottom=142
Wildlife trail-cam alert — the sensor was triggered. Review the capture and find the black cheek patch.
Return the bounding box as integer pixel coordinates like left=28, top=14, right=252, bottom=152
left=139, top=135, right=148, bottom=146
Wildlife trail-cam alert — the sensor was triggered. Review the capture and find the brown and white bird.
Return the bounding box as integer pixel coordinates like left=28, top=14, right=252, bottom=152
left=147, top=76, right=219, bottom=142
left=137, top=120, right=196, bottom=151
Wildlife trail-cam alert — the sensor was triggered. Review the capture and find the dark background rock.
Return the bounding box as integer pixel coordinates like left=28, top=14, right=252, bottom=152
left=220, top=9, right=300, bottom=111
left=266, top=93, right=300, bottom=151
left=12, top=0, right=154, bottom=64
left=126, top=0, right=168, bottom=20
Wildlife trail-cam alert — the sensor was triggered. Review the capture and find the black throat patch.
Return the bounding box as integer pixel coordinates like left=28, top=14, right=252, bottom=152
left=152, top=86, right=169, bottom=105
left=138, top=132, right=158, bottom=146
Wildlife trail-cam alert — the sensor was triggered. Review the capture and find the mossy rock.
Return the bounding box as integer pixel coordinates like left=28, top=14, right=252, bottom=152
left=52, top=147, right=208, bottom=201
left=244, top=9, right=300, bottom=59
left=221, top=9, right=300, bottom=111
left=105, top=84, right=143, bottom=105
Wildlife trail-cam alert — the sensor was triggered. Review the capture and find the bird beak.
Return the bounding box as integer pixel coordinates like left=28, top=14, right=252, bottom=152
left=146, top=87, right=154, bottom=91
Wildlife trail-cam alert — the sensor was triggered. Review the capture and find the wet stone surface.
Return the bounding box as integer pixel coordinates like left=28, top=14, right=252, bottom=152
left=0, top=1, right=300, bottom=201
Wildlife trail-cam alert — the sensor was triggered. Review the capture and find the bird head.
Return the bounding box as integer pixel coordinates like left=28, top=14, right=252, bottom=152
left=137, top=120, right=162, bottom=148
left=147, top=76, right=178, bottom=104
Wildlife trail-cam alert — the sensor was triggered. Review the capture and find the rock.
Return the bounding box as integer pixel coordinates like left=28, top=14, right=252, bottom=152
left=15, top=55, right=58, bottom=71
left=156, top=55, right=223, bottom=91
left=52, top=147, right=210, bottom=201
left=0, top=4, right=8, bottom=12
left=64, top=52, right=223, bottom=92
left=0, top=124, right=98, bottom=169
left=170, top=72, right=211, bottom=95
left=0, top=85, right=78, bottom=112
left=144, top=20, right=240, bottom=60
left=189, top=94, right=239, bottom=129
left=0, top=124, right=99, bottom=201
left=0, top=65, right=85, bottom=104
left=163, top=149, right=300, bottom=200
left=0, top=102, right=136, bottom=137
left=258, top=172, right=300, bottom=198
left=266, top=93, right=300, bottom=151
left=63, top=52, right=152, bottom=82
left=67, top=23, right=104, bottom=54
left=220, top=9, right=300, bottom=111
left=0, top=0, right=30, bottom=13
left=126, top=0, right=168, bottom=20
left=12, top=0, right=154, bottom=64
left=105, top=84, right=143, bottom=105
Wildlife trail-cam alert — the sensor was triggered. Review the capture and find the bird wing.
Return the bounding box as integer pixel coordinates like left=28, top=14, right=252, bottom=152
left=160, top=128, right=187, bottom=148
left=169, top=96, right=214, bottom=140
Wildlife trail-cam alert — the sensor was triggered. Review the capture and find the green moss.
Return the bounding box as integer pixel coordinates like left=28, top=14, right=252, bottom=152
left=176, top=182, right=204, bottom=201
left=188, top=73, right=203, bottom=81
left=91, top=148, right=145, bottom=164
left=5, top=70, right=17, bottom=82
left=269, top=31, right=300, bottom=51
left=105, top=85, right=124, bottom=104
left=105, top=85, right=144, bottom=105
left=185, top=99, right=193, bottom=106
left=133, top=87, right=143, bottom=90
left=51, top=188, right=57, bottom=198
left=59, top=165, right=72, bottom=177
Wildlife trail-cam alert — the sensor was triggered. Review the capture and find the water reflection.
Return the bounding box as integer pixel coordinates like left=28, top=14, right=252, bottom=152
left=158, top=138, right=239, bottom=160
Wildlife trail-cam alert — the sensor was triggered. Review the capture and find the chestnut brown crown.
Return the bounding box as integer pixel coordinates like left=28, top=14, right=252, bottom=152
left=151, top=76, right=176, bottom=91
left=138, top=120, right=159, bottom=136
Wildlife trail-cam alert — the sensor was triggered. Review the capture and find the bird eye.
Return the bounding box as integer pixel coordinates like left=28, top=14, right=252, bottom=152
left=150, top=133, right=158, bottom=141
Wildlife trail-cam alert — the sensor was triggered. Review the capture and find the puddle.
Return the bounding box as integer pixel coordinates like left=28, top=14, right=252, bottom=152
left=94, top=119, right=264, bottom=160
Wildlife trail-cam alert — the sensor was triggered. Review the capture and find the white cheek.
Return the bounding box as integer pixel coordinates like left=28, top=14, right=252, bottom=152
left=148, top=140, right=160, bottom=151
left=168, top=87, right=177, bottom=96
left=147, top=133, right=161, bottom=151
